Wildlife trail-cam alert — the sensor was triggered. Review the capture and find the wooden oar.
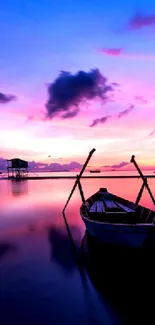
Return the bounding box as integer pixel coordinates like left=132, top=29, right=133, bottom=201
left=63, top=148, right=96, bottom=212
left=131, top=155, right=155, bottom=205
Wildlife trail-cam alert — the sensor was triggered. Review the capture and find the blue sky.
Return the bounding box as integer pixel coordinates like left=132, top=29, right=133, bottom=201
left=1, top=0, right=155, bottom=82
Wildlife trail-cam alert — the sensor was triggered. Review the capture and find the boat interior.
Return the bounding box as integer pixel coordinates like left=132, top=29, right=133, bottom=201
left=81, top=188, right=155, bottom=224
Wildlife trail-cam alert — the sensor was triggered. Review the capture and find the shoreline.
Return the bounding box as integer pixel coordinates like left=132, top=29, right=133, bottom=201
left=1, top=174, right=155, bottom=180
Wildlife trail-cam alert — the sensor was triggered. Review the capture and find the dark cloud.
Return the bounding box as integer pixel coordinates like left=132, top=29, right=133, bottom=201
left=117, top=105, right=134, bottom=118
left=99, top=48, right=122, bottom=56
left=90, top=115, right=111, bottom=127
left=89, top=104, right=134, bottom=128
left=149, top=129, right=155, bottom=136
left=128, top=13, right=155, bottom=30
left=27, top=160, right=82, bottom=172
left=62, top=108, right=79, bottom=119
left=49, top=161, right=82, bottom=171
left=111, top=82, right=120, bottom=87
left=0, top=92, right=16, bottom=104
left=46, top=69, right=114, bottom=119
left=0, top=158, right=82, bottom=172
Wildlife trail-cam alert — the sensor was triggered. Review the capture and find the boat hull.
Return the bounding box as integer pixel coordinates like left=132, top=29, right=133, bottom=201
left=82, top=216, right=155, bottom=249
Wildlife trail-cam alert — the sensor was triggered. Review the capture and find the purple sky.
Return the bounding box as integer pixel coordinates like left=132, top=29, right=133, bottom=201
left=1, top=0, right=155, bottom=169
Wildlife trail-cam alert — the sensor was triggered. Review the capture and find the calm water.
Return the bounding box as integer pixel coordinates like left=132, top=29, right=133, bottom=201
left=1, top=169, right=155, bottom=179
left=0, top=177, right=155, bottom=325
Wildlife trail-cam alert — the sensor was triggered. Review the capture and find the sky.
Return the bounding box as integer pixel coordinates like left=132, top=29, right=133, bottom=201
left=1, top=0, right=155, bottom=170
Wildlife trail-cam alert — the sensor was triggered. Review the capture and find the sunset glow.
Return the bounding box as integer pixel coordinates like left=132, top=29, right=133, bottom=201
left=1, top=1, right=155, bottom=170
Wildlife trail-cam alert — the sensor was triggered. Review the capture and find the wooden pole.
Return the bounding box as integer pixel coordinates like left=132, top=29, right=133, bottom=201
left=63, top=148, right=96, bottom=212
left=135, top=179, right=145, bottom=205
left=131, top=155, right=155, bottom=205
left=77, top=175, right=85, bottom=204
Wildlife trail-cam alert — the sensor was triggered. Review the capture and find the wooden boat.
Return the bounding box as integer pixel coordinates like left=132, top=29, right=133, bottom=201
left=89, top=169, right=101, bottom=173
left=63, top=149, right=155, bottom=249
left=80, top=187, right=155, bottom=249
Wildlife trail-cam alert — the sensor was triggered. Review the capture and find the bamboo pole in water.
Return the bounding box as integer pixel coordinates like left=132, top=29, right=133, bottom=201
left=131, top=155, right=155, bottom=205
left=135, top=180, right=146, bottom=205
left=63, top=148, right=96, bottom=212
left=77, top=175, right=85, bottom=204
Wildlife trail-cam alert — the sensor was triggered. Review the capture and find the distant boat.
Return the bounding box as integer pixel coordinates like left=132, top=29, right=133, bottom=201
left=80, top=187, right=155, bottom=249
left=89, top=169, right=101, bottom=173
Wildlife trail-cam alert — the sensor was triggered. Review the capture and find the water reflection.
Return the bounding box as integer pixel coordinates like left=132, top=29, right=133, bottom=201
left=1, top=177, right=155, bottom=325
left=48, top=225, right=81, bottom=273
left=9, top=180, right=28, bottom=197
left=82, top=231, right=155, bottom=325
left=0, top=241, right=17, bottom=261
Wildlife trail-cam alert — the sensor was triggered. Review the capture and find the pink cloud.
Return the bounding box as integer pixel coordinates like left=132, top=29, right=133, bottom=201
left=99, top=48, right=155, bottom=60
left=128, top=13, right=155, bottom=30
left=26, top=115, right=35, bottom=122
left=149, top=129, right=155, bottom=136
left=134, top=96, right=148, bottom=104
left=103, top=161, right=129, bottom=169
left=25, top=111, right=46, bottom=124
left=99, top=48, right=122, bottom=56
left=111, top=161, right=129, bottom=168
